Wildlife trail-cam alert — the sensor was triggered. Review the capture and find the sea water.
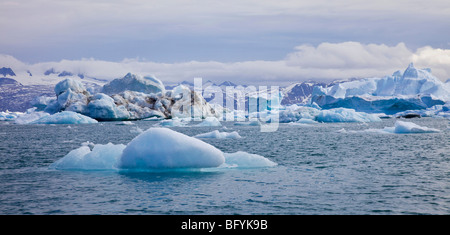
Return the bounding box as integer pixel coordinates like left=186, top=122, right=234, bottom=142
left=0, top=118, right=449, bottom=214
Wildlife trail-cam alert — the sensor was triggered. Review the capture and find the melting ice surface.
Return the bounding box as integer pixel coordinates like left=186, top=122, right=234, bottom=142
left=49, top=127, right=275, bottom=171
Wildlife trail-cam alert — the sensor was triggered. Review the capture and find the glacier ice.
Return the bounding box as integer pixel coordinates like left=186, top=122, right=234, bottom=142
left=120, top=128, right=225, bottom=169
left=86, top=93, right=130, bottom=121
left=0, top=110, right=23, bottom=121
left=54, top=78, right=88, bottom=96
left=316, top=108, right=381, bottom=123
left=155, top=118, right=189, bottom=127
left=276, top=105, right=380, bottom=123
left=194, top=130, right=242, bottom=139
left=14, top=109, right=50, bottom=124
left=310, top=63, right=450, bottom=114
left=341, top=120, right=441, bottom=134
left=32, top=76, right=220, bottom=121
left=195, top=117, right=222, bottom=127
left=49, top=143, right=126, bottom=170
left=50, top=127, right=276, bottom=171
left=31, top=111, right=98, bottom=124
left=384, top=121, right=440, bottom=134
left=221, top=151, right=277, bottom=168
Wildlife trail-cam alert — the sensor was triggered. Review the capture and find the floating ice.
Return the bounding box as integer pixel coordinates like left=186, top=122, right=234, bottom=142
left=234, top=120, right=261, bottom=126
left=31, top=111, right=98, bottom=124
left=340, top=120, right=441, bottom=134
left=194, top=130, right=242, bottom=139
left=156, top=118, right=188, bottom=127
left=221, top=151, right=277, bottom=168
left=384, top=121, right=440, bottom=134
left=0, top=111, right=23, bottom=121
left=54, top=78, right=87, bottom=96
left=119, top=128, right=225, bottom=169
left=195, top=117, right=222, bottom=127
left=116, top=121, right=134, bottom=125
left=316, top=108, right=381, bottom=123
left=49, top=143, right=126, bottom=170
left=14, top=109, right=50, bottom=124
left=86, top=93, right=130, bottom=121
left=50, top=128, right=276, bottom=171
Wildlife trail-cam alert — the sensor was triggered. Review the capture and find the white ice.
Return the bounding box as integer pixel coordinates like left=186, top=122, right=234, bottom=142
left=50, top=127, right=276, bottom=171
left=384, top=121, right=440, bottom=134
left=194, top=130, right=242, bottom=139
left=49, top=142, right=126, bottom=170
left=195, top=117, right=222, bottom=127
left=31, top=111, right=98, bottom=124
left=120, top=127, right=225, bottom=169
left=316, top=108, right=381, bottom=123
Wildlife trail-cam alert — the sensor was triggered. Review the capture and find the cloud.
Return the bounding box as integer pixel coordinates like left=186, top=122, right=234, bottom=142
left=2, top=42, right=450, bottom=86
left=1, top=0, right=450, bottom=63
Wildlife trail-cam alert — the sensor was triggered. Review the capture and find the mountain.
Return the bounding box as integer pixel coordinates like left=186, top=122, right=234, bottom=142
left=0, top=67, right=16, bottom=77
left=0, top=77, right=53, bottom=112
left=281, top=81, right=327, bottom=105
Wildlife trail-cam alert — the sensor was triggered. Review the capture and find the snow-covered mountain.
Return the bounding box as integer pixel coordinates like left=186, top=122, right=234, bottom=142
left=281, top=81, right=327, bottom=105
left=310, top=63, right=450, bottom=114
left=0, top=67, right=16, bottom=77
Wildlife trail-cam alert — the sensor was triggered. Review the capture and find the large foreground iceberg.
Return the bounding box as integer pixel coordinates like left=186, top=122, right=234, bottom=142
left=49, top=142, right=126, bottom=170
left=50, top=127, right=276, bottom=171
left=119, top=128, right=225, bottom=169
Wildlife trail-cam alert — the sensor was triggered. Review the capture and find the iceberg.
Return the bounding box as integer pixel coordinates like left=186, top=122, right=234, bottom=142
left=86, top=93, right=130, bottom=121
left=221, top=151, right=277, bottom=168
left=310, top=63, right=450, bottom=114
left=195, top=117, right=222, bottom=127
left=14, top=109, right=50, bottom=124
left=342, top=120, right=441, bottom=134
left=50, top=127, right=275, bottom=171
left=155, top=118, right=188, bottom=127
left=278, top=105, right=321, bottom=123
left=316, top=108, right=381, bottom=123
left=234, top=120, right=261, bottom=126
left=384, top=121, right=440, bottom=134
left=32, top=77, right=219, bottom=121
left=120, top=128, right=225, bottom=169
left=54, top=78, right=88, bottom=96
left=31, top=111, right=98, bottom=124
left=49, top=142, right=126, bottom=170
left=194, top=130, right=242, bottom=139
left=0, top=111, right=23, bottom=121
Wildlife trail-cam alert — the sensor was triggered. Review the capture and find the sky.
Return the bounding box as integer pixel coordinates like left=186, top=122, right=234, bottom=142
left=1, top=0, right=450, bottom=85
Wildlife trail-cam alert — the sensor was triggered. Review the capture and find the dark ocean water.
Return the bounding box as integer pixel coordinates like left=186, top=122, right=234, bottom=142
left=0, top=118, right=449, bottom=214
